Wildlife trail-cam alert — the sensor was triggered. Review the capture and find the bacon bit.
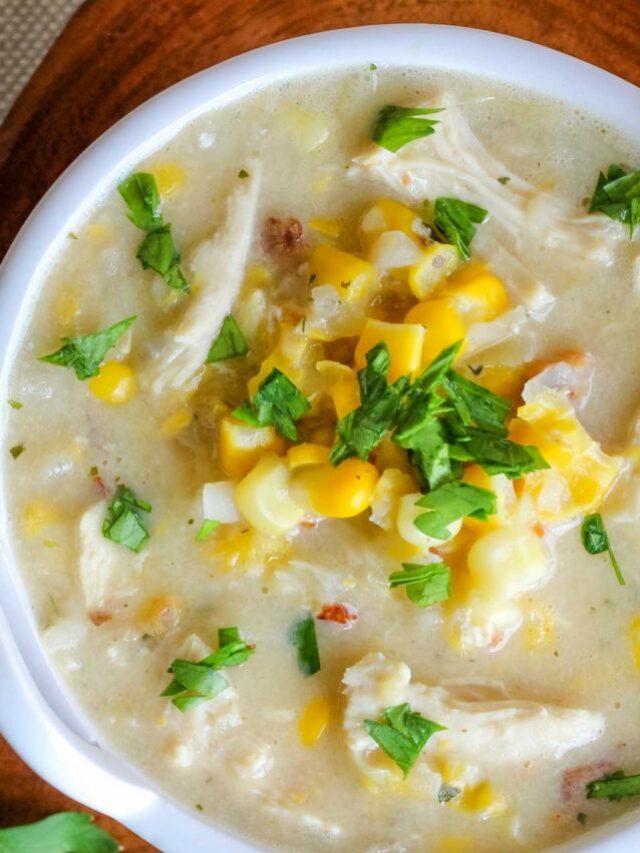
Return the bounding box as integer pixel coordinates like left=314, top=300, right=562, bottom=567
left=317, top=602, right=358, bottom=626
left=89, top=610, right=112, bottom=626
left=93, top=475, right=108, bottom=496
left=562, top=761, right=616, bottom=808
left=263, top=217, right=308, bottom=256
left=532, top=521, right=545, bottom=538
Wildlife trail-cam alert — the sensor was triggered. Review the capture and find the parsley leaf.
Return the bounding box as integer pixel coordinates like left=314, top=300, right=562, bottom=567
left=0, top=811, right=119, bottom=853
left=330, top=343, right=408, bottom=465
left=206, top=315, right=249, bottom=363
left=8, top=399, right=22, bottom=410
left=39, top=315, right=137, bottom=380
left=449, top=428, right=548, bottom=479
left=389, top=562, right=451, bottom=608
left=118, top=172, right=162, bottom=231
left=233, top=368, right=311, bottom=442
left=288, top=612, right=320, bottom=677
left=364, top=703, right=445, bottom=777
left=589, top=164, right=640, bottom=237
left=432, top=197, right=488, bottom=260
left=587, top=770, right=640, bottom=801
left=137, top=224, right=189, bottom=292
left=102, top=484, right=152, bottom=552
left=443, top=370, right=510, bottom=436
left=581, top=513, right=624, bottom=585
left=9, top=444, right=24, bottom=459
left=399, top=419, right=460, bottom=490
left=373, top=105, right=443, bottom=153
left=414, top=481, right=496, bottom=540
left=195, top=518, right=220, bottom=541
left=162, top=627, right=254, bottom=711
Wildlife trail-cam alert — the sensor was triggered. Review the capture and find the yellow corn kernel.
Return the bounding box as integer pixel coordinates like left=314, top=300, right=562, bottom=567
left=153, top=163, right=186, bottom=196
left=467, top=526, right=548, bottom=600
left=523, top=603, right=555, bottom=650
left=456, top=781, right=508, bottom=818
left=317, top=360, right=360, bottom=418
left=404, top=298, right=467, bottom=366
left=359, top=198, right=423, bottom=249
left=443, top=263, right=510, bottom=324
left=54, top=290, right=79, bottom=331
left=408, top=244, right=460, bottom=299
left=291, top=458, right=379, bottom=518
left=136, top=595, right=181, bottom=637
left=474, top=364, right=525, bottom=401
left=298, top=697, right=331, bottom=746
left=86, top=222, right=113, bottom=244
left=235, top=453, right=305, bottom=536
left=630, top=617, right=640, bottom=670
left=309, top=244, right=376, bottom=303
left=287, top=443, right=330, bottom=470
left=248, top=327, right=309, bottom=397
left=354, top=318, right=425, bottom=382
left=245, top=265, right=272, bottom=287
left=88, top=361, right=137, bottom=405
left=369, top=468, right=417, bottom=530
left=219, top=416, right=286, bottom=478
left=208, top=522, right=292, bottom=572
left=308, top=217, right=341, bottom=239
left=435, top=837, right=473, bottom=853
left=161, top=408, right=193, bottom=436
left=23, top=500, right=60, bottom=536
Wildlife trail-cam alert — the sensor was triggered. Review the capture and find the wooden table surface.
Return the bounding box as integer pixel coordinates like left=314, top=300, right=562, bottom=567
left=0, top=0, right=638, bottom=850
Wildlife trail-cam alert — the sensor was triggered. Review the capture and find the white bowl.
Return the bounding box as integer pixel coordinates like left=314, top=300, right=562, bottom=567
left=1, top=24, right=639, bottom=853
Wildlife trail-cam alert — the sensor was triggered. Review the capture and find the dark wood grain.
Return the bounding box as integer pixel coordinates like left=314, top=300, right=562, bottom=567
left=0, top=1, right=638, bottom=851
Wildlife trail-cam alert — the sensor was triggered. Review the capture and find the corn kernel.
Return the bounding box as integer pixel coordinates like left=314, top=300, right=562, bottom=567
left=136, top=595, right=181, bottom=637
left=443, top=262, right=510, bottom=324
left=404, top=298, right=466, bottom=366
left=219, top=416, right=286, bottom=478
left=23, top=500, right=60, bottom=536
left=291, top=458, right=379, bottom=518
left=308, top=217, right=342, bottom=239
left=355, top=318, right=425, bottom=381
left=474, top=364, right=526, bottom=400
left=287, top=443, right=330, bottom=470
left=455, top=781, right=508, bottom=818
left=298, top=697, right=331, bottom=746
left=54, top=290, right=79, bottom=331
left=248, top=327, right=309, bottom=396
left=309, top=244, right=376, bottom=303
left=435, top=837, right=473, bottom=853
left=408, top=244, right=460, bottom=299
left=88, top=361, right=137, bottom=405
left=161, top=408, right=193, bottom=436
left=359, top=198, right=424, bottom=249
left=245, top=265, right=273, bottom=287
left=153, top=163, right=186, bottom=196
left=86, top=222, right=113, bottom=244
left=235, top=453, right=305, bottom=536
left=467, top=526, right=548, bottom=600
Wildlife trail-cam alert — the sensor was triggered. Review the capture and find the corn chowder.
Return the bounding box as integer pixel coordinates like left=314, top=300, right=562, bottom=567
left=3, top=68, right=640, bottom=853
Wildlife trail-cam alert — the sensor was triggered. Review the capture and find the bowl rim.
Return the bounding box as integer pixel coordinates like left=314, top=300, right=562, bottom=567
left=1, top=23, right=639, bottom=853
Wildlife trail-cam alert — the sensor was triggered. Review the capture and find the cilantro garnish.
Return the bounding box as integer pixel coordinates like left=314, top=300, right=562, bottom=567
left=162, top=627, right=254, bottom=711
left=39, top=315, right=137, bottom=380
left=364, top=703, right=445, bottom=777
left=206, top=315, right=249, bottom=363
left=372, top=105, right=443, bottom=153
left=432, top=197, right=488, bottom=260
left=0, top=811, right=119, bottom=853
left=581, top=513, right=624, bottom=585
left=288, top=612, right=320, bottom=677
left=195, top=518, right=220, bottom=541
left=238, top=169, right=250, bottom=179
left=233, top=368, right=311, bottom=442
left=589, top=164, right=640, bottom=237
left=389, top=562, right=451, bottom=608
left=9, top=444, right=24, bottom=459
left=118, top=171, right=189, bottom=292
left=102, top=484, right=152, bottom=552
left=587, top=769, right=640, bottom=800
left=414, top=481, right=496, bottom=540
left=8, top=399, right=22, bottom=410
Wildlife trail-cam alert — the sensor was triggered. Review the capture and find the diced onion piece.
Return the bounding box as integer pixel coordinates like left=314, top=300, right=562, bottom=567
left=202, top=481, right=243, bottom=524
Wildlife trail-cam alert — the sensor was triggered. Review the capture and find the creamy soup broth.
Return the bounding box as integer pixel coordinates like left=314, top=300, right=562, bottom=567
left=3, top=67, right=640, bottom=853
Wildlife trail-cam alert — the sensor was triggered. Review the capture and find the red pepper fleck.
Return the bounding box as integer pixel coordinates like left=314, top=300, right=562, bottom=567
left=317, top=603, right=358, bottom=626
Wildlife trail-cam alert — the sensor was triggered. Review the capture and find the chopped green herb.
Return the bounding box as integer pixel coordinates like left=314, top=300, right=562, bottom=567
left=369, top=63, right=378, bottom=70
left=449, top=428, right=548, bottom=479
left=497, top=176, right=511, bottom=185
left=233, top=368, right=311, bottom=442
left=0, top=811, right=119, bottom=853
left=443, top=370, right=510, bottom=436
left=118, top=172, right=162, bottom=231
left=589, top=164, right=640, bottom=237
left=373, top=105, right=443, bottom=153
left=288, top=612, right=320, bottom=677
left=162, top=627, right=254, bottom=711
left=206, top=315, right=249, bottom=363
left=39, top=315, right=137, bottom=380
left=438, top=783, right=461, bottom=803
left=137, top=224, right=189, bottom=292
left=102, top=484, right=152, bottom=552
left=389, top=562, right=451, bottom=608
left=577, top=812, right=588, bottom=825
left=432, top=197, right=488, bottom=260
left=89, top=466, right=99, bottom=477
left=195, top=803, right=204, bottom=812
left=468, top=364, right=483, bottom=376
left=414, top=481, right=496, bottom=540
left=587, top=769, right=640, bottom=800
left=195, top=518, right=220, bottom=541
left=68, top=232, right=78, bottom=240
left=330, top=343, right=408, bottom=465
left=238, top=169, right=250, bottom=179
left=364, top=703, right=445, bottom=777
left=9, top=444, right=24, bottom=459
left=8, top=399, right=23, bottom=410
left=581, top=513, right=624, bottom=585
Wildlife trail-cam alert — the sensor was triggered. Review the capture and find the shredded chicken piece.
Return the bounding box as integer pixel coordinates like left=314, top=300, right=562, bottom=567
left=147, top=162, right=262, bottom=394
